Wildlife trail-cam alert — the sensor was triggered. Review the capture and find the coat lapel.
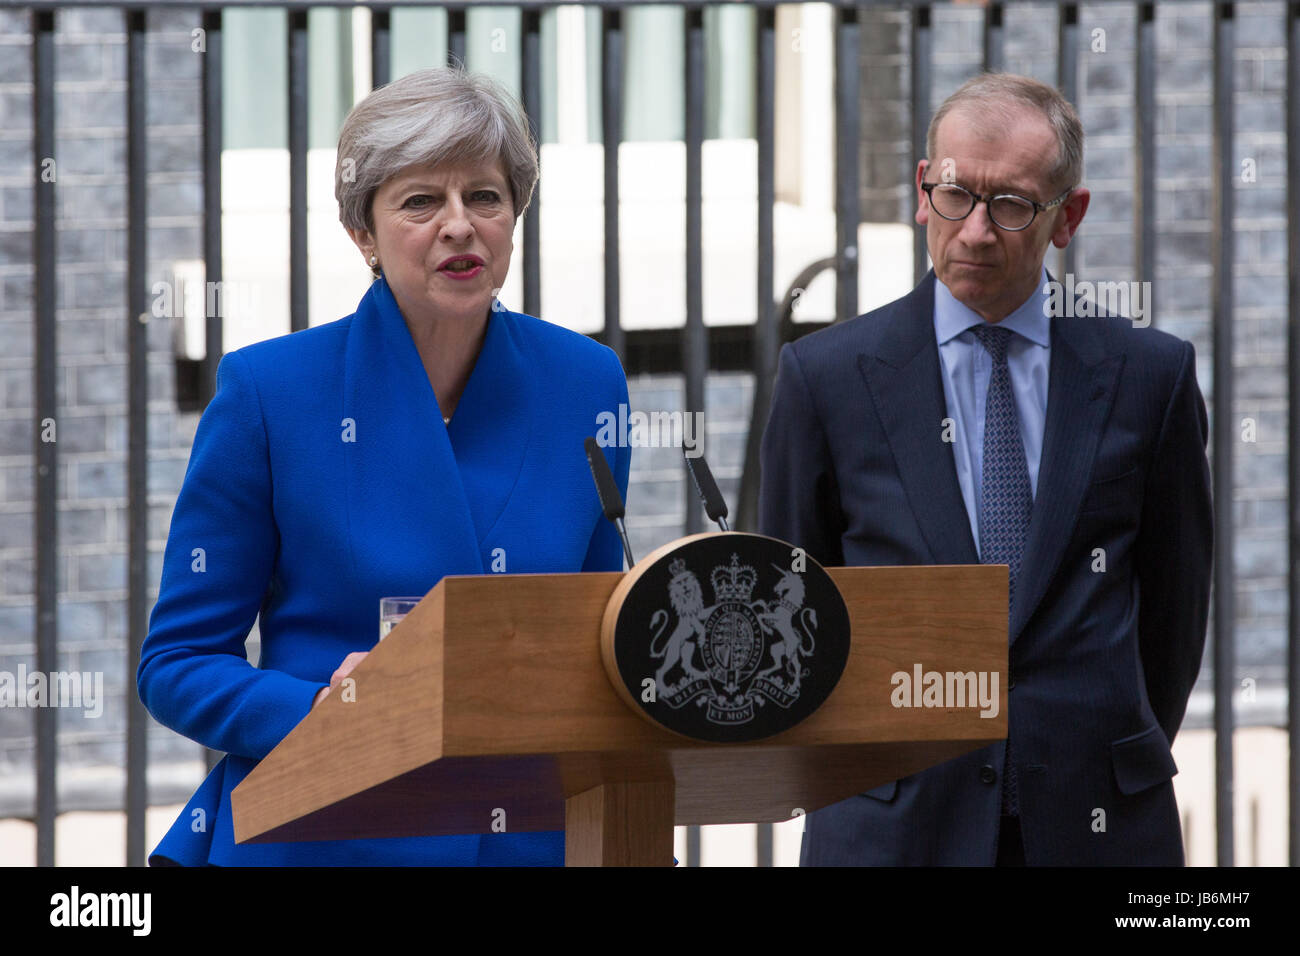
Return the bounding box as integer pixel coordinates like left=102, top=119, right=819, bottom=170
left=443, top=303, right=534, bottom=544
left=858, top=275, right=981, bottom=567
left=342, top=278, right=485, bottom=590
left=1008, top=311, right=1122, bottom=644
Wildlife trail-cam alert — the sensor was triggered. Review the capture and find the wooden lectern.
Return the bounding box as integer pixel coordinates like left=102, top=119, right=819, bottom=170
left=232, top=564, right=1007, bottom=866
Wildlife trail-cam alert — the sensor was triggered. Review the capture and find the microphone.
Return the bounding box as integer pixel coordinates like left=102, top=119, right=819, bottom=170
left=584, top=436, right=635, bottom=568
left=683, top=448, right=730, bottom=532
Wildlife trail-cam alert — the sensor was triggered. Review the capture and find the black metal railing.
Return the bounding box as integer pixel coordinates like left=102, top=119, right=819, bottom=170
left=6, top=0, right=1289, bottom=869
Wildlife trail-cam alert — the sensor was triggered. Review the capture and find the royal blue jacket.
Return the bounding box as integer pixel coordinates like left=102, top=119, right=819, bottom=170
left=138, top=277, right=630, bottom=865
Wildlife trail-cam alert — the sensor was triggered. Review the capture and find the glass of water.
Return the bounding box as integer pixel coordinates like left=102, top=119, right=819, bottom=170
left=379, top=596, right=421, bottom=640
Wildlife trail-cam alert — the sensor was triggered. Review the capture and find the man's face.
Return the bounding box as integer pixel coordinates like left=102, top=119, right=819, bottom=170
left=915, top=105, right=1090, bottom=323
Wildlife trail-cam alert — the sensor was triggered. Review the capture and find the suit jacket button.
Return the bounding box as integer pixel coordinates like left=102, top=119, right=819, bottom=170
left=1008, top=675, right=1017, bottom=690
left=980, top=765, right=997, bottom=785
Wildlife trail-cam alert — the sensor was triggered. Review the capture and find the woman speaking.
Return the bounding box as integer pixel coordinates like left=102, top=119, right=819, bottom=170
left=137, top=69, right=630, bottom=865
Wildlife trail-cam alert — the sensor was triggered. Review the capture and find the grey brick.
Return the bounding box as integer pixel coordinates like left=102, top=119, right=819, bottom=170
left=57, top=90, right=126, bottom=133
left=55, top=227, right=108, bottom=264
left=60, top=506, right=107, bottom=547
left=0, top=604, right=34, bottom=644
left=0, top=417, right=31, bottom=458
left=147, top=86, right=200, bottom=127
left=1, top=366, right=32, bottom=409
left=1171, top=9, right=1213, bottom=51
left=1234, top=273, right=1285, bottom=309
left=147, top=455, right=187, bottom=496
left=2, top=555, right=33, bottom=597
left=65, top=270, right=125, bottom=310
left=1171, top=104, right=1211, bottom=136
left=1158, top=185, right=1210, bottom=221
left=54, top=41, right=107, bottom=84
left=1157, top=231, right=1211, bottom=267
left=147, top=503, right=173, bottom=542
left=148, top=181, right=200, bottom=219
left=57, top=412, right=109, bottom=454
left=0, top=509, right=33, bottom=550
left=58, top=9, right=125, bottom=37
left=74, top=459, right=124, bottom=499
left=58, top=318, right=108, bottom=357
left=56, top=181, right=125, bottom=222
left=1083, top=55, right=1131, bottom=96
left=1237, top=97, right=1284, bottom=134
left=0, top=91, right=31, bottom=132
left=72, top=362, right=125, bottom=407
left=1235, top=10, right=1285, bottom=50
left=1155, top=275, right=1212, bottom=312
left=74, top=552, right=125, bottom=594
left=149, top=133, right=200, bottom=175
left=1161, top=54, right=1213, bottom=95
left=1235, top=183, right=1286, bottom=219
left=146, top=34, right=202, bottom=80
left=0, top=40, right=30, bottom=84
left=0, top=229, right=31, bottom=263
left=1161, top=143, right=1213, bottom=181
left=1083, top=145, right=1132, bottom=182
left=56, top=599, right=115, bottom=647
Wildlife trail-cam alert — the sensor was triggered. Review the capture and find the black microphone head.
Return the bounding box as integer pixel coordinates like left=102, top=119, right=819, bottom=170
left=585, top=436, right=626, bottom=522
left=683, top=448, right=728, bottom=523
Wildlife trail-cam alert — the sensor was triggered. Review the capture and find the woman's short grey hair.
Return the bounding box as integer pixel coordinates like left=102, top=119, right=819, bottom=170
left=926, top=72, right=1084, bottom=193
left=335, top=67, right=539, bottom=234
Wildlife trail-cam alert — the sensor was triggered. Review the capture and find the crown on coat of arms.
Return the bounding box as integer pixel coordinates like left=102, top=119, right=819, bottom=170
left=712, top=554, right=757, bottom=602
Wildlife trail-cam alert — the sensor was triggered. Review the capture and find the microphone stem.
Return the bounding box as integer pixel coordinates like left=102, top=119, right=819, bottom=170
left=615, top=517, right=635, bottom=569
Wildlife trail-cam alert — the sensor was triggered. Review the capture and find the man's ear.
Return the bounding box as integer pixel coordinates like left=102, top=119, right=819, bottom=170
left=915, top=159, right=930, bottom=227
left=1050, top=186, right=1090, bottom=249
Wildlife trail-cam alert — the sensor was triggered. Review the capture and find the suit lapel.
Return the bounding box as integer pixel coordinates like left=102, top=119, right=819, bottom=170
left=858, top=275, right=980, bottom=567
left=342, top=278, right=485, bottom=589
left=1008, top=311, right=1123, bottom=644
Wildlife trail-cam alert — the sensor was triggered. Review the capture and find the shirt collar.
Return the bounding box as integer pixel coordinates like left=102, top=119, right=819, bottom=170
left=934, top=266, right=1052, bottom=348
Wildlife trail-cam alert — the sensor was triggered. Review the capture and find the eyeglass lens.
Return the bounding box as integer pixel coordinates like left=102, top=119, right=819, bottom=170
left=929, top=184, right=1036, bottom=230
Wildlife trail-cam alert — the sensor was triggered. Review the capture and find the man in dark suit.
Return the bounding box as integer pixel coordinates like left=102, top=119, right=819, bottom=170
left=759, top=73, right=1212, bottom=865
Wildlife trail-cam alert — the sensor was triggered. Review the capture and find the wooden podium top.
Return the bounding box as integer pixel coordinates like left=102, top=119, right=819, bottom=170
left=233, top=564, right=1007, bottom=845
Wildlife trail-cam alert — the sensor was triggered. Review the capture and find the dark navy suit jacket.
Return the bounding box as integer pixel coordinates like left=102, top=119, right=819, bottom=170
left=138, top=277, right=630, bottom=865
left=759, top=272, right=1212, bottom=865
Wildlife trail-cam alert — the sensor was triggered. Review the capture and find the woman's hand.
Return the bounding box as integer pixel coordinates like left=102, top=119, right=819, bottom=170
left=311, top=651, right=370, bottom=709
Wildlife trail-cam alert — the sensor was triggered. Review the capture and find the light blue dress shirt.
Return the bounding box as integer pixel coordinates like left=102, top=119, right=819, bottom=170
left=934, top=269, right=1052, bottom=558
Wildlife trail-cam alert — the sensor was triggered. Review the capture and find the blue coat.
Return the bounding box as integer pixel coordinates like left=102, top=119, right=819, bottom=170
left=759, top=273, right=1212, bottom=865
left=138, top=277, right=630, bottom=866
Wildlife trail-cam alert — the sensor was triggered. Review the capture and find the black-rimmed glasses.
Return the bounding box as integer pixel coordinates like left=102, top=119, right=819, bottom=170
left=920, top=181, right=1074, bottom=231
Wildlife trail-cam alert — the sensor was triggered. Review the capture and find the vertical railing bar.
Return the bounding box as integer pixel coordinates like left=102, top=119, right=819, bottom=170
left=371, top=5, right=391, bottom=88
left=736, top=4, right=776, bottom=538
left=910, top=3, right=931, bottom=286
left=1057, top=2, right=1078, bottom=281
left=200, top=6, right=223, bottom=774
left=1134, top=2, right=1155, bottom=327
left=1211, top=0, right=1236, bottom=868
left=201, top=7, right=222, bottom=410
left=983, top=0, right=1004, bottom=73
left=32, top=5, right=58, bottom=870
left=125, top=6, right=150, bottom=868
left=834, top=3, right=860, bottom=322
left=288, top=8, right=308, bottom=333
left=1287, top=0, right=1300, bottom=868
left=522, top=7, right=543, bottom=318
left=448, top=6, right=466, bottom=68
left=684, top=5, right=705, bottom=537
left=601, top=8, right=624, bottom=360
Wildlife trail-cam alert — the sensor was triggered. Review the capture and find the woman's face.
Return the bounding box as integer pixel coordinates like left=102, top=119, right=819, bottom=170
left=349, top=158, right=515, bottom=328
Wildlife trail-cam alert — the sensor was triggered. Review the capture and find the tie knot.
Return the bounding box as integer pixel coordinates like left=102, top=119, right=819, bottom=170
left=969, top=323, right=1014, bottom=363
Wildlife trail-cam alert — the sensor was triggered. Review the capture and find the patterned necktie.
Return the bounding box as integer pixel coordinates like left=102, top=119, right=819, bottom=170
left=969, top=323, right=1030, bottom=818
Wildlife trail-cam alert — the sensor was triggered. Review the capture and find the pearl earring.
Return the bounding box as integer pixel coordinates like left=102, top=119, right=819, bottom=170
left=368, top=255, right=378, bottom=268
